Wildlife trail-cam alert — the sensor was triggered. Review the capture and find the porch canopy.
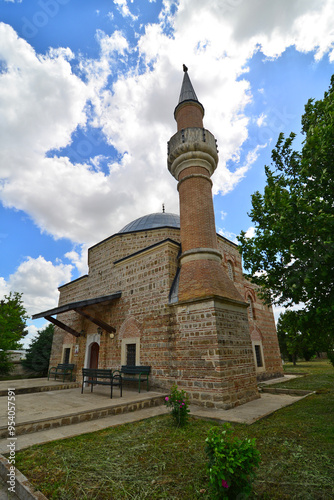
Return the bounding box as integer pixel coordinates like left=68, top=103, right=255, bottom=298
left=32, top=292, right=122, bottom=337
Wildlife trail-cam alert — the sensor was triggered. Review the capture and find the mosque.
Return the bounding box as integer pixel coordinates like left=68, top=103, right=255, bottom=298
left=33, top=67, right=283, bottom=409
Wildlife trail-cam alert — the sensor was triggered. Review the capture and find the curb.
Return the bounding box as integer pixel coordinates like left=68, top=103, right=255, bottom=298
left=0, top=454, right=47, bottom=500
left=259, top=387, right=314, bottom=396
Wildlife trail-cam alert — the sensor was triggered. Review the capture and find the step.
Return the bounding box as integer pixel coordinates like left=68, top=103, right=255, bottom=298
left=0, top=382, right=79, bottom=398
left=0, top=393, right=166, bottom=439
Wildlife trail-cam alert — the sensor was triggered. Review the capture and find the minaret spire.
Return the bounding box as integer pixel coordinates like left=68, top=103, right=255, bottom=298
left=177, top=65, right=200, bottom=104
left=174, top=65, right=204, bottom=130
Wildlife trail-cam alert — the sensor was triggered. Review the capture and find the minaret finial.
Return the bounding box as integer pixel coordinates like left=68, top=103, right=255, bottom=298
left=162, top=203, right=165, bottom=213
left=183, top=64, right=188, bottom=72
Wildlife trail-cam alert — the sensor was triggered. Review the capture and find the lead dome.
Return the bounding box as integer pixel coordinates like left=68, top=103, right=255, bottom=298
left=119, top=212, right=180, bottom=233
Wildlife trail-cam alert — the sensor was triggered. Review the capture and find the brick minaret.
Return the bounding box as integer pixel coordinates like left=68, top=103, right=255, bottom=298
left=168, top=66, right=244, bottom=304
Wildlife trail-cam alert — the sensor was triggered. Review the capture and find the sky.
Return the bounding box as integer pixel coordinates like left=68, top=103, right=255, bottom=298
left=1, top=0, right=334, bottom=348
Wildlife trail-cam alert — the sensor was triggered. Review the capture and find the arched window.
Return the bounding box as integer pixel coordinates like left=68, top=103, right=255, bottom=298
left=227, top=261, right=234, bottom=281
left=247, top=296, right=254, bottom=320
left=252, top=341, right=265, bottom=371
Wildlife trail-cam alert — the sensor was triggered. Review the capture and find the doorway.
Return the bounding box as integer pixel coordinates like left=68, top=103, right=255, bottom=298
left=89, top=342, right=99, bottom=369
left=63, top=347, right=71, bottom=364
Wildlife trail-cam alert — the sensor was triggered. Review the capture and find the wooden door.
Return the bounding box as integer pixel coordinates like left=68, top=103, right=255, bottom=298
left=89, top=342, right=99, bottom=369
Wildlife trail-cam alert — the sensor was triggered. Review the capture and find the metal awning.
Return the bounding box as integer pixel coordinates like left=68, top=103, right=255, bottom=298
left=32, top=292, right=122, bottom=338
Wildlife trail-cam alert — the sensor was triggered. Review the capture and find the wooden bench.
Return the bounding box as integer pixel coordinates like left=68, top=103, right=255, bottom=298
left=48, top=363, right=75, bottom=382
left=81, top=368, right=122, bottom=398
left=120, top=365, right=151, bottom=393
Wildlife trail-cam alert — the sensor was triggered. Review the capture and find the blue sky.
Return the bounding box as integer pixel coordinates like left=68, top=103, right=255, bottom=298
left=1, top=0, right=334, bottom=347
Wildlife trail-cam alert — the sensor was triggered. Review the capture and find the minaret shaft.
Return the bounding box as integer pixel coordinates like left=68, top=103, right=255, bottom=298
left=178, top=166, right=218, bottom=253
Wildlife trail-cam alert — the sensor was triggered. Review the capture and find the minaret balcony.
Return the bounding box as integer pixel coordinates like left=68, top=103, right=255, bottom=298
left=167, top=127, right=219, bottom=179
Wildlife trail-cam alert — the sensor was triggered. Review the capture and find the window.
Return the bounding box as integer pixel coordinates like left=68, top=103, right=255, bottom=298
left=227, top=261, right=234, bottom=281
left=254, top=345, right=263, bottom=368
left=252, top=342, right=265, bottom=372
left=126, top=343, right=136, bottom=366
left=247, top=296, right=254, bottom=320
left=121, top=338, right=140, bottom=366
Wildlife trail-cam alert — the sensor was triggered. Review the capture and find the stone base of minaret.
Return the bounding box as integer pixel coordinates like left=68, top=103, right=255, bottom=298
left=171, top=297, right=260, bottom=409
left=177, top=257, right=247, bottom=303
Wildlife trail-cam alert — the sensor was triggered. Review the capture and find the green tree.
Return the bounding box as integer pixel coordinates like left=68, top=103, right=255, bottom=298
left=22, top=324, right=54, bottom=376
left=0, top=292, right=28, bottom=375
left=276, top=310, right=320, bottom=365
left=238, top=75, right=334, bottom=360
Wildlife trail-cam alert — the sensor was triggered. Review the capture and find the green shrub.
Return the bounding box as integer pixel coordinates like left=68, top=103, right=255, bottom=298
left=164, top=384, right=190, bottom=427
left=0, top=350, right=13, bottom=376
left=205, top=424, right=261, bottom=499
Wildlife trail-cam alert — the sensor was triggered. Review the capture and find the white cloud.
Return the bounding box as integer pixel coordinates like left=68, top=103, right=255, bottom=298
left=218, top=228, right=238, bottom=244
left=273, top=303, right=305, bottom=324
left=96, top=29, right=129, bottom=57
left=244, top=226, right=256, bottom=239
left=257, top=113, right=267, bottom=127
left=113, top=0, right=138, bottom=21
left=0, top=277, right=9, bottom=298
left=24, top=323, right=40, bottom=349
left=212, top=144, right=266, bottom=196
left=1, top=0, right=334, bottom=251
left=1, top=256, right=73, bottom=317
left=65, top=245, right=89, bottom=276
left=0, top=24, right=87, bottom=159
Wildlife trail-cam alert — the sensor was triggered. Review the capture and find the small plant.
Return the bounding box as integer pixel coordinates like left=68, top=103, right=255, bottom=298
left=164, top=384, right=190, bottom=427
left=205, top=424, right=261, bottom=499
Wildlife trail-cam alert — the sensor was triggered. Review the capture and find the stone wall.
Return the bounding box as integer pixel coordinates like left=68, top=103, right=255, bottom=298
left=171, top=298, right=259, bottom=408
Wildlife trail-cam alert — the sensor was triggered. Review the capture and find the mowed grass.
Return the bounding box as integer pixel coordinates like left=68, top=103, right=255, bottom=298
left=15, top=360, right=334, bottom=499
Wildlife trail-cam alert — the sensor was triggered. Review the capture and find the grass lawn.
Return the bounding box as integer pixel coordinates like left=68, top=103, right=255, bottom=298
left=15, top=360, right=334, bottom=499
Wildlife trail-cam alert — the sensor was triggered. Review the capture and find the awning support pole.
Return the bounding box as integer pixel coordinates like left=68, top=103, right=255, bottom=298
left=74, top=308, right=116, bottom=333
left=45, top=315, right=81, bottom=338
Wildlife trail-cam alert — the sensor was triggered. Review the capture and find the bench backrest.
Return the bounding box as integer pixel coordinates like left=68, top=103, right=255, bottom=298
left=121, top=365, right=151, bottom=375
left=82, top=368, right=112, bottom=378
left=58, top=364, right=75, bottom=370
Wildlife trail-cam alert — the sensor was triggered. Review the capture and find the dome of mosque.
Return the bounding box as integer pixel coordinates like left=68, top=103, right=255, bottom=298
left=119, top=212, right=180, bottom=233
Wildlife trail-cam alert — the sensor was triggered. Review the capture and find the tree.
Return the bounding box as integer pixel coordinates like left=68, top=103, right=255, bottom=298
left=238, top=75, right=334, bottom=359
left=0, top=292, right=28, bottom=375
left=22, top=324, right=54, bottom=376
left=276, top=310, right=322, bottom=364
